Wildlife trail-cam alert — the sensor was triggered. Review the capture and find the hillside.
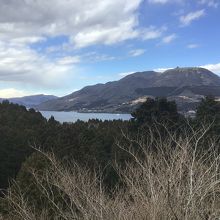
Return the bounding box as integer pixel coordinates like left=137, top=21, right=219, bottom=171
left=37, top=67, right=220, bottom=112
left=0, top=94, right=57, bottom=108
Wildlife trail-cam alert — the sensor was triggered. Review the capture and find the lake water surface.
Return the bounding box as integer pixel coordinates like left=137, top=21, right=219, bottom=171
left=41, top=111, right=132, bottom=123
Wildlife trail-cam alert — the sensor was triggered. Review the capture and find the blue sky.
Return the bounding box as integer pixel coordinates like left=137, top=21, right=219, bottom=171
left=0, top=0, right=219, bottom=98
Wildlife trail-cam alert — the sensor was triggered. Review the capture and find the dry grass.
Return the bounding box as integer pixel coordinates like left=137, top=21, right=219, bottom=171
left=2, top=125, right=220, bottom=220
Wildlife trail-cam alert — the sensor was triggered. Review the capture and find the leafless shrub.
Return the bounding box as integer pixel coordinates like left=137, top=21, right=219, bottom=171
left=2, top=124, right=220, bottom=219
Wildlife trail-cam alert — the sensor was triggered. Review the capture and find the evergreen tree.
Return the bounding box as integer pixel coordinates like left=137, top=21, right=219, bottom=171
left=131, top=97, right=181, bottom=127
left=195, top=96, right=220, bottom=136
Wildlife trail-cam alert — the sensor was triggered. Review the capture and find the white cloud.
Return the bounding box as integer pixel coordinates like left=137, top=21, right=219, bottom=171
left=118, top=71, right=135, bottom=77
left=154, top=62, right=220, bottom=74
left=148, top=0, right=170, bottom=4
left=142, top=26, right=165, bottom=40
left=0, top=0, right=169, bottom=49
left=1, top=0, right=217, bottom=95
left=200, top=63, right=220, bottom=74
left=199, top=0, right=219, bottom=8
left=85, top=53, right=116, bottom=62
left=0, top=0, right=169, bottom=90
left=72, top=22, right=164, bottom=48
left=180, top=9, right=205, bottom=26
left=0, top=0, right=145, bottom=48
left=162, top=34, right=177, bottom=44
left=148, top=0, right=182, bottom=4
left=187, top=44, right=200, bottom=49
left=154, top=67, right=173, bottom=72
left=0, top=88, right=29, bottom=98
left=149, top=0, right=218, bottom=8
left=0, top=41, right=75, bottom=88
left=129, top=49, right=146, bottom=57
left=71, top=17, right=140, bottom=48
left=57, top=56, right=81, bottom=65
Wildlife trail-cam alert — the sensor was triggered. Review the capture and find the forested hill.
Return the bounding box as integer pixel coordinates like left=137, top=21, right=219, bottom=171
left=0, top=100, right=128, bottom=192
left=1, top=97, right=220, bottom=193
left=0, top=101, right=47, bottom=190
left=1, top=97, right=220, bottom=219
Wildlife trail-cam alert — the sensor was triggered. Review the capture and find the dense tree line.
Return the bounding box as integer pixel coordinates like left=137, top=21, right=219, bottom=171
left=0, top=101, right=47, bottom=191
left=0, top=96, right=220, bottom=215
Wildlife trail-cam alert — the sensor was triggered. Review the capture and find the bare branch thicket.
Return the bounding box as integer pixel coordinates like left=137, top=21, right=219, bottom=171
left=2, top=123, right=220, bottom=220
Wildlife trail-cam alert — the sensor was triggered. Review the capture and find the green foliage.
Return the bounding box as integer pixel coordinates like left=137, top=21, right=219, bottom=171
left=1, top=96, right=220, bottom=218
left=196, top=96, right=220, bottom=122
left=131, top=97, right=181, bottom=127
left=0, top=152, right=50, bottom=215
left=0, top=102, right=47, bottom=191
left=0, top=101, right=129, bottom=193
left=195, top=96, right=220, bottom=140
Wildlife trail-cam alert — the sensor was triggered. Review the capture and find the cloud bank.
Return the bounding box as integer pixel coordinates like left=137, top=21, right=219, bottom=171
left=0, top=0, right=166, bottom=92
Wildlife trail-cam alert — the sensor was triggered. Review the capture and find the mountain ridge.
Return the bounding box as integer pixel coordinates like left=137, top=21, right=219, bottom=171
left=37, top=67, right=220, bottom=113
left=0, top=94, right=58, bottom=108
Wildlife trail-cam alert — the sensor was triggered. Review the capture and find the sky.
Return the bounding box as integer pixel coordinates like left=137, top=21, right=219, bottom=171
left=0, top=0, right=220, bottom=98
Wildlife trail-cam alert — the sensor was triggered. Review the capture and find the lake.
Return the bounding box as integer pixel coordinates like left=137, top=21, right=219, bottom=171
left=40, top=111, right=132, bottom=123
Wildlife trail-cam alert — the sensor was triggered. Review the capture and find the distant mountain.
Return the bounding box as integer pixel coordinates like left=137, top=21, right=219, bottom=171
left=37, top=67, right=220, bottom=113
left=0, top=94, right=58, bottom=108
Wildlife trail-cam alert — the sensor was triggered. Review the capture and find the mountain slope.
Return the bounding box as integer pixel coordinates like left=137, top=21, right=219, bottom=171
left=37, top=67, right=220, bottom=112
left=154, top=67, right=220, bottom=87
left=0, top=94, right=58, bottom=108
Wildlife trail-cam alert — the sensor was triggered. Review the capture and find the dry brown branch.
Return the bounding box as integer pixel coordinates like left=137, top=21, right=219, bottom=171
left=2, top=124, right=220, bottom=219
